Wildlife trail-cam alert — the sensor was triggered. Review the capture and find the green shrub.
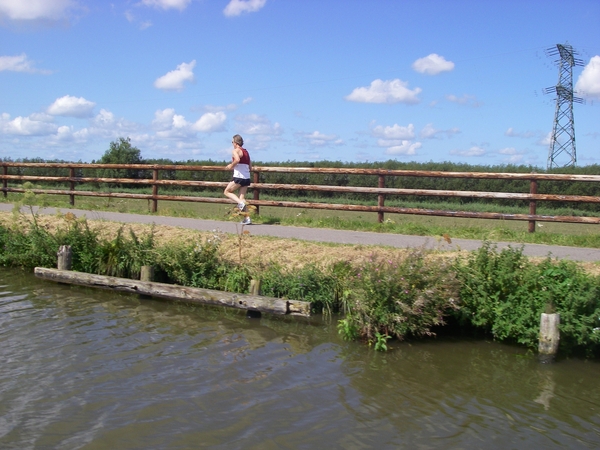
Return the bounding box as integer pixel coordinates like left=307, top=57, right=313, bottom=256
left=340, top=249, right=460, bottom=344
left=0, top=219, right=57, bottom=269
left=454, top=242, right=600, bottom=355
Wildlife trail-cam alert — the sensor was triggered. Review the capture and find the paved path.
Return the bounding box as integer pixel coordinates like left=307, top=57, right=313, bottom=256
left=3, top=204, right=600, bottom=262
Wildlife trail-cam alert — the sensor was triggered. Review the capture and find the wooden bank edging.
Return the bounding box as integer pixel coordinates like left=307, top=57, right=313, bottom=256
left=34, top=267, right=311, bottom=317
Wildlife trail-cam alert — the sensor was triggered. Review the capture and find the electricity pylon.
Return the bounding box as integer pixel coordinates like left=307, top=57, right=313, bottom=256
left=543, top=43, right=584, bottom=170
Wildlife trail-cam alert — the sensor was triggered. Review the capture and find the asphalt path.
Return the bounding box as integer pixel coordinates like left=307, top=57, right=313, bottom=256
left=3, top=203, right=600, bottom=262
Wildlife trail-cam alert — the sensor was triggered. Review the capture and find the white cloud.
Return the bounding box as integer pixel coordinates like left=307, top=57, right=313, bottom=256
left=51, top=125, right=92, bottom=143
left=235, top=114, right=282, bottom=136
left=151, top=108, right=225, bottom=138
left=420, top=123, right=460, bottom=139
left=152, top=108, right=193, bottom=138
left=575, top=55, right=600, bottom=100
left=192, top=112, right=227, bottom=133
left=89, top=109, right=139, bottom=136
left=372, top=123, right=415, bottom=140
left=298, top=131, right=343, bottom=147
left=152, top=108, right=177, bottom=130
left=91, top=109, right=115, bottom=127
left=0, top=53, right=49, bottom=73
left=412, top=53, right=455, bottom=75
left=0, top=113, right=56, bottom=136
left=139, top=0, right=192, bottom=11
left=234, top=114, right=282, bottom=150
left=346, top=79, right=421, bottom=104
left=446, top=94, right=481, bottom=107
left=539, top=132, right=552, bottom=147
left=505, top=127, right=537, bottom=139
left=450, top=146, right=486, bottom=157
left=154, top=60, right=196, bottom=91
left=224, top=0, right=267, bottom=17
left=125, top=10, right=152, bottom=29
left=384, top=141, right=422, bottom=156
left=498, top=147, right=525, bottom=163
left=0, top=0, right=77, bottom=20
left=47, top=95, right=96, bottom=118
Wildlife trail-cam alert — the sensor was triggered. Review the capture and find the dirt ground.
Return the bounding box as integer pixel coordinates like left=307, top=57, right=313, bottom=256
left=2, top=210, right=599, bottom=275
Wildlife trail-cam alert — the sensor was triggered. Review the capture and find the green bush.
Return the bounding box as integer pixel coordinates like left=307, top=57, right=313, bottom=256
left=0, top=221, right=57, bottom=268
left=154, top=238, right=226, bottom=290
left=340, top=250, right=460, bottom=344
left=454, top=242, right=600, bottom=355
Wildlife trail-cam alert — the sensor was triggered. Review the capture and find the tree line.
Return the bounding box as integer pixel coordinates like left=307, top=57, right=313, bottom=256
left=3, top=137, right=600, bottom=212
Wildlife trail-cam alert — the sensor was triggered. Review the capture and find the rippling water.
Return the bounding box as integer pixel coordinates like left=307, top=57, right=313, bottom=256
left=0, top=267, right=599, bottom=449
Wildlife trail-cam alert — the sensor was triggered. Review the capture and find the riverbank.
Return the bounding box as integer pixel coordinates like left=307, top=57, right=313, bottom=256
left=0, top=209, right=442, bottom=271
left=2, top=205, right=600, bottom=356
left=2, top=203, right=600, bottom=273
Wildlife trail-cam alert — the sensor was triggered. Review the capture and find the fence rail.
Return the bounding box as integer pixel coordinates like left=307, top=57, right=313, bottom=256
left=3, top=162, right=600, bottom=232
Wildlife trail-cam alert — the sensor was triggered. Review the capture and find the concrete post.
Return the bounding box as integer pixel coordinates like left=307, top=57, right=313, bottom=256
left=539, top=313, right=560, bottom=358
left=57, top=245, right=72, bottom=271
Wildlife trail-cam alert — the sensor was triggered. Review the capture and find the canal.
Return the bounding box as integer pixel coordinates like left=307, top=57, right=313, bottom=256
left=0, top=268, right=598, bottom=449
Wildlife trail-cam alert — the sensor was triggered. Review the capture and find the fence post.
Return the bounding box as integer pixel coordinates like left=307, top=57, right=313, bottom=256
left=378, top=175, right=385, bottom=223
left=57, top=245, right=72, bottom=271
left=151, top=168, right=158, bottom=213
left=253, top=171, right=260, bottom=216
left=69, top=167, right=76, bottom=206
left=139, top=265, right=155, bottom=299
left=529, top=177, right=537, bottom=233
left=2, top=165, right=7, bottom=198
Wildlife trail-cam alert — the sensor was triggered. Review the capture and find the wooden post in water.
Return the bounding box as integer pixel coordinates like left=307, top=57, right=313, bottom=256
left=140, top=265, right=154, bottom=282
left=139, top=266, right=155, bottom=299
left=57, top=245, right=72, bottom=271
left=250, top=279, right=261, bottom=296
left=247, top=279, right=262, bottom=318
left=539, top=313, right=560, bottom=359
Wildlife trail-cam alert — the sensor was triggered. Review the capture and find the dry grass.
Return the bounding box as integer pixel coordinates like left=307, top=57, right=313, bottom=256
left=0, top=211, right=425, bottom=270
left=2, top=211, right=600, bottom=276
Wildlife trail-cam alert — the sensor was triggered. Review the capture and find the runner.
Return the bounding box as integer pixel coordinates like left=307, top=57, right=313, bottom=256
left=224, top=134, right=252, bottom=224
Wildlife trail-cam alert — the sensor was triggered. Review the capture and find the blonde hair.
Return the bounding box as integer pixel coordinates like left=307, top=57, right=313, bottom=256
left=232, top=134, right=244, bottom=146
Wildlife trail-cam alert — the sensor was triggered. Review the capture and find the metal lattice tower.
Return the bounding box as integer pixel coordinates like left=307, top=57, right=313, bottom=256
left=543, top=43, right=584, bottom=170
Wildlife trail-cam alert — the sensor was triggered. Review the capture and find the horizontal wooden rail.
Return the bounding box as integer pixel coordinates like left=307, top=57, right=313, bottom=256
left=3, top=161, right=600, bottom=232
left=4, top=161, right=600, bottom=182
left=5, top=182, right=600, bottom=204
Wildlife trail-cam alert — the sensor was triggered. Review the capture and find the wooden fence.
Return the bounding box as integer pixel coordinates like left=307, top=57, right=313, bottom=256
left=3, top=162, right=600, bottom=232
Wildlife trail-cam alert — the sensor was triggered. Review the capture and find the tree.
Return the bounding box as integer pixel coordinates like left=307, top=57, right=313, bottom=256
left=96, top=137, right=145, bottom=181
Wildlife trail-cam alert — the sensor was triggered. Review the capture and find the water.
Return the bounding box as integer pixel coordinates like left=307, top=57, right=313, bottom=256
left=0, top=268, right=599, bottom=449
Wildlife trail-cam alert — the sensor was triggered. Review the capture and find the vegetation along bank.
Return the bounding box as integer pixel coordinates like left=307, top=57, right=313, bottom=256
left=1, top=207, right=600, bottom=358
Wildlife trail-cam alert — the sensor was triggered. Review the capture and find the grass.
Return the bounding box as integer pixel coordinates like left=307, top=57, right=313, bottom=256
left=2, top=189, right=600, bottom=248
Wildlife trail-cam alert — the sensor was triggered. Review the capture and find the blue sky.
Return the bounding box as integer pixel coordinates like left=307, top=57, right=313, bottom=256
left=0, top=0, right=599, bottom=167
